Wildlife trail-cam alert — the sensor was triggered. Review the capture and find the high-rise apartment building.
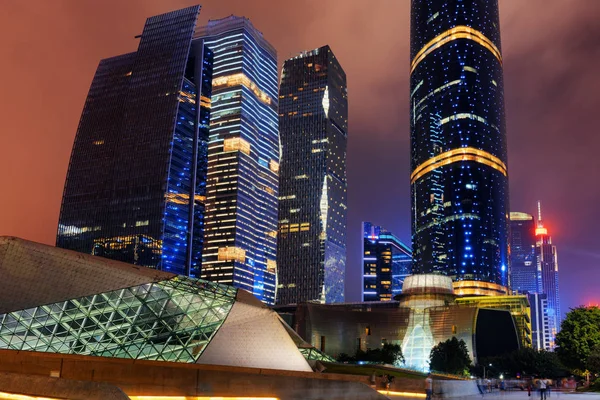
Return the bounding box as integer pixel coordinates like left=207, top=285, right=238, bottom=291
left=409, top=0, right=510, bottom=294
left=509, top=212, right=538, bottom=293
left=196, top=17, right=280, bottom=305
left=535, top=202, right=561, bottom=347
left=528, top=292, right=551, bottom=351
left=276, top=46, right=348, bottom=304
left=362, top=222, right=412, bottom=302
left=57, top=6, right=213, bottom=277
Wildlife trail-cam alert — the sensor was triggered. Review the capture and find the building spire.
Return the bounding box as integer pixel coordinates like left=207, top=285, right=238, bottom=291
left=535, top=201, right=548, bottom=235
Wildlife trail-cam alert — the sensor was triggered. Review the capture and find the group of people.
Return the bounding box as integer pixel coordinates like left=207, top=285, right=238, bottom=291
left=423, top=374, right=554, bottom=399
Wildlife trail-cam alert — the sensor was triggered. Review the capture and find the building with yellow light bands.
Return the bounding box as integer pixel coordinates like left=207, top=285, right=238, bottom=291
left=409, top=0, right=510, bottom=290
left=196, top=16, right=279, bottom=305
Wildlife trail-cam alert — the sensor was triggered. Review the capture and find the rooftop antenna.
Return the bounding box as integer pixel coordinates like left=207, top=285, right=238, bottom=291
left=537, top=201, right=543, bottom=226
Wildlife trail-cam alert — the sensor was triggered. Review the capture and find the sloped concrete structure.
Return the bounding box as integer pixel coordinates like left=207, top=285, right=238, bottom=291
left=0, top=236, right=311, bottom=372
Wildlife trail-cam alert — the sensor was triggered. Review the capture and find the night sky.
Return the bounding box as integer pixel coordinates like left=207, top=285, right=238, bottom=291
left=1, top=1, right=599, bottom=315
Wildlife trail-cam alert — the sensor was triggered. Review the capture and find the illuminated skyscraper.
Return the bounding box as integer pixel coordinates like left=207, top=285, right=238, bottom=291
left=535, top=202, right=561, bottom=348
left=362, top=222, right=412, bottom=302
left=509, top=212, right=538, bottom=293
left=276, top=46, right=348, bottom=304
left=57, top=6, right=213, bottom=277
left=196, top=17, right=279, bottom=305
left=409, top=0, right=509, bottom=293
left=528, top=292, right=551, bottom=351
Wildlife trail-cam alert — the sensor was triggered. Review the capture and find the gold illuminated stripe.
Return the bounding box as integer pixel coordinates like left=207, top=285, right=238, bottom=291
left=130, top=397, right=279, bottom=400
left=411, top=26, right=502, bottom=74
left=410, top=147, right=507, bottom=184
left=411, top=147, right=506, bottom=180
left=378, top=390, right=427, bottom=398
left=0, top=392, right=62, bottom=400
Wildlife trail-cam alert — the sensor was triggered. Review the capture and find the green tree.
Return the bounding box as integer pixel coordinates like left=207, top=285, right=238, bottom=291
left=556, top=306, right=600, bottom=372
left=588, top=346, right=600, bottom=374
left=430, top=337, right=471, bottom=376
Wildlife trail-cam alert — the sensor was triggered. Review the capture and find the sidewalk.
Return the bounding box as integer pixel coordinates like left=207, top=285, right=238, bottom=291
left=382, top=390, right=600, bottom=400
left=444, top=391, right=600, bottom=399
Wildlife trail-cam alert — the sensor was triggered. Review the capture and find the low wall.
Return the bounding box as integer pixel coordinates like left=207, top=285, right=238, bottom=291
left=434, top=379, right=480, bottom=398
left=0, top=371, right=128, bottom=400
left=0, top=349, right=388, bottom=400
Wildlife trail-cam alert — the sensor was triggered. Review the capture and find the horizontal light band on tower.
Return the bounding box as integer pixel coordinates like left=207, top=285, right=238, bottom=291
left=411, top=26, right=502, bottom=74
left=410, top=147, right=507, bottom=184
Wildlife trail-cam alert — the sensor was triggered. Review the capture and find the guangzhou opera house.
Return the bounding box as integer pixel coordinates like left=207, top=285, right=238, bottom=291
left=0, top=236, right=386, bottom=400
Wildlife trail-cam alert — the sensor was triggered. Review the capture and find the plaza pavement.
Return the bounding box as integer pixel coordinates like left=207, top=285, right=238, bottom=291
left=384, top=390, right=600, bottom=400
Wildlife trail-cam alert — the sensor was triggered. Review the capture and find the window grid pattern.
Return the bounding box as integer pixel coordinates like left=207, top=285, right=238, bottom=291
left=276, top=46, right=348, bottom=305
left=198, top=17, right=279, bottom=305
left=0, top=276, right=237, bottom=362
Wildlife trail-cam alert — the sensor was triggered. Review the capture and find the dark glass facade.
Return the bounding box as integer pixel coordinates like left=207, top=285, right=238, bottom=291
left=362, top=222, right=412, bottom=302
left=276, top=46, right=348, bottom=304
left=57, top=6, right=213, bottom=277
left=196, top=17, right=279, bottom=305
left=509, top=212, right=538, bottom=293
left=410, top=0, right=509, bottom=286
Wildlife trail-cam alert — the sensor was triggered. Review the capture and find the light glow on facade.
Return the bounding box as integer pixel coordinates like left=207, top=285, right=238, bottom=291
left=410, top=25, right=502, bottom=74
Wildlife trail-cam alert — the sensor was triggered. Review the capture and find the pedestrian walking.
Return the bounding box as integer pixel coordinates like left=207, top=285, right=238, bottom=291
left=425, top=373, right=433, bottom=400
left=539, top=377, right=548, bottom=400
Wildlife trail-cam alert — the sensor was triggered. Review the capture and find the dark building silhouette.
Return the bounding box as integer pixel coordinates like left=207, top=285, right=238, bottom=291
left=276, top=46, right=348, bottom=304
left=196, top=17, right=280, bottom=305
left=362, top=222, right=412, bottom=302
left=509, top=212, right=538, bottom=293
left=57, top=6, right=212, bottom=277
left=409, top=0, right=510, bottom=292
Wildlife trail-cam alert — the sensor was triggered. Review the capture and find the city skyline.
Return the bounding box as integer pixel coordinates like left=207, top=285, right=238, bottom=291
left=1, top=0, right=599, bottom=315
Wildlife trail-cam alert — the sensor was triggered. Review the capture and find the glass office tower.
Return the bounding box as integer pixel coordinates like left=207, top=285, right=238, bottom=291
left=57, top=6, right=213, bottom=277
left=535, top=202, right=561, bottom=348
left=362, top=222, right=412, bottom=302
left=409, top=0, right=509, bottom=291
left=509, top=212, right=538, bottom=293
left=276, top=46, right=348, bottom=304
left=196, top=17, right=279, bottom=305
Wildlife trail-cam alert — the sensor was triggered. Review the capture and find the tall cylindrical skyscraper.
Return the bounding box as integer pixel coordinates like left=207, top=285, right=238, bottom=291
left=409, top=0, right=509, bottom=293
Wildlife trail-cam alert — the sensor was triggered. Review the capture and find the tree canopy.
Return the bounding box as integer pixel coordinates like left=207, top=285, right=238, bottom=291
left=556, top=306, right=600, bottom=372
left=430, top=336, right=471, bottom=376
left=481, top=348, right=567, bottom=378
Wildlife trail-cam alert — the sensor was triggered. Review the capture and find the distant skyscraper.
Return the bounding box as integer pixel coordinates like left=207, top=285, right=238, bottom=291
left=57, top=6, right=212, bottom=277
left=528, top=292, right=551, bottom=351
left=535, top=202, right=561, bottom=347
left=196, top=17, right=279, bottom=304
left=409, top=0, right=509, bottom=293
left=276, top=46, right=348, bottom=304
left=509, top=212, right=538, bottom=293
left=362, top=222, right=412, bottom=302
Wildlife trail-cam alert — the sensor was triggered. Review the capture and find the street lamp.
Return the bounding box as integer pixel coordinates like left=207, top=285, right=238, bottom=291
left=483, top=363, right=492, bottom=379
